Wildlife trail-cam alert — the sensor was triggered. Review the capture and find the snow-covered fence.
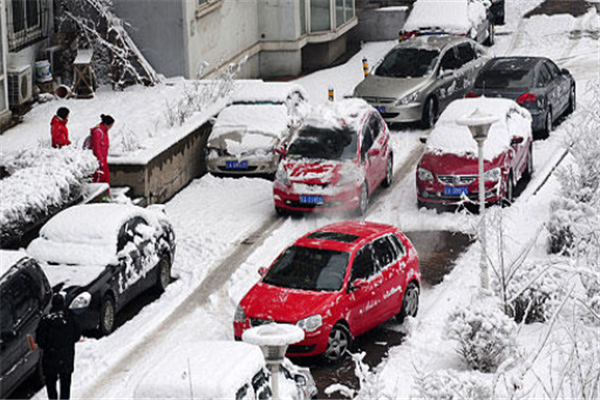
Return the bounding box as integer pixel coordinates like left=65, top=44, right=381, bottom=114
left=0, top=148, right=98, bottom=248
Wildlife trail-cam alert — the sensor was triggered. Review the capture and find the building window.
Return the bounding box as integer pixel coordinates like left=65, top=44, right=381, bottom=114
left=8, top=0, right=45, bottom=51
left=345, top=0, right=354, bottom=22
left=196, top=0, right=222, bottom=19
left=300, top=0, right=307, bottom=35
left=336, top=0, right=344, bottom=27
left=310, top=0, right=331, bottom=32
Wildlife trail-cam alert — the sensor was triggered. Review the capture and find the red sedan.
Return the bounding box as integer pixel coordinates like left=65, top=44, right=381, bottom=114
left=416, top=98, right=533, bottom=208
left=233, top=221, right=420, bottom=362
left=273, top=99, right=393, bottom=216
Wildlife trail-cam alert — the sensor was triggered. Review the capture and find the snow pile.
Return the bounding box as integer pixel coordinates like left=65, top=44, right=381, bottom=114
left=231, top=81, right=308, bottom=104
left=413, top=369, right=491, bottom=400
left=403, top=0, right=487, bottom=35
left=303, top=98, right=372, bottom=131
left=0, top=249, right=29, bottom=280
left=0, top=147, right=98, bottom=246
left=426, top=98, right=532, bottom=161
left=445, top=305, right=519, bottom=373
left=242, top=323, right=304, bottom=346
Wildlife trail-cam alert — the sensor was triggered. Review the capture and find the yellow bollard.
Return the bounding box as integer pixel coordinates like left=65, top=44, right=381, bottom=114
left=362, top=57, right=369, bottom=77
left=328, top=87, right=334, bottom=102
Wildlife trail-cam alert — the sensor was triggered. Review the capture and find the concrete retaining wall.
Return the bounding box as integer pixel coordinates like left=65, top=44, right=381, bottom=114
left=354, top=7, right=408, bottom=41
left=109, top=122, right=212, bottom=205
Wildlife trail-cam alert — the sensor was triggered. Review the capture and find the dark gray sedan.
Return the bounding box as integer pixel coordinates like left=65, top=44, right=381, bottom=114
left=468, top=57, right=576, bottom=139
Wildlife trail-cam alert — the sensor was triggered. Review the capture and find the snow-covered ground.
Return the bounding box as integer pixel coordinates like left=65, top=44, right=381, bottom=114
left=15, top=0, right=599, bottom=398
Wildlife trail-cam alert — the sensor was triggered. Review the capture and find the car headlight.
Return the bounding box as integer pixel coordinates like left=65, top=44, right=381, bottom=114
left=234, top=304, right=247, bottom=323
left=484, top=167, right=502, bottom=182
left=69, top=292, right=91, bottom=310
left=297, top=314, right=323, bottom=333
left=395, top=91, right=419, bottom=106
left=276, top=164, right=290, bottom=186
left=417, top=167, right=434, bottom=182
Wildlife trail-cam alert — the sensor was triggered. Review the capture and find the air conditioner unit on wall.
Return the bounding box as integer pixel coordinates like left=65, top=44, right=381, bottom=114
left=8, top=65, right=33, bottom=107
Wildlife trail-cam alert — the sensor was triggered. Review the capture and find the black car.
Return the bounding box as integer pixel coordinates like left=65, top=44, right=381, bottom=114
left=468, top=57, right=576, bottom=138
left=27, top=204, right=176, bottom=336
left=1, top=251, right=52, bottom=399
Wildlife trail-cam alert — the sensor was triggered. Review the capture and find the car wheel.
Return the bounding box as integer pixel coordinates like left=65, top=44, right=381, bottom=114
left=565, top=85, right=576, bottom=116
left=503, top=172, right=514, bottom=207
left=421, top=98, right=437, bottom=129
left=155, top=257, right=171, bottom=293
left=382, top=154, right=393, bottom=188
left=540, top=108, right=552, bottom=139
left=523, top=145, right=533, bottom=180
left=99, top=295, right=116, bottom=336
left=397, top=282, right=419, bottom=323
left=485, top=23, right=495, bottom=46
left=324, top=324, right=352, bottom=363
left=357, top=183, right=369, bottom=216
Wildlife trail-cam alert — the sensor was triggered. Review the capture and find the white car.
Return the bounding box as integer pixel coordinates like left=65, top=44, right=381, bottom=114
left=206, top=81, right=309, bottom=176
left=400, top=0, right=494, bottom=46
left=133, top=341, right=317, bottom=400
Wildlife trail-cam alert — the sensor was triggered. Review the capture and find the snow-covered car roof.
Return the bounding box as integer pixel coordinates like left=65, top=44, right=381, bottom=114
left=403, top=0, right=488, bottom=35
left=230, top=80, right=308, bottom=104
left=27, top=204, right=164, bottom=267
left=426, top=98, right=532, bottom=160
left=209, top=104, right=290, bottom=153
left=303, top=98, right=373, bottom=131
left=0, top=249, right=29, bottom=281
left=133, top=341, right=265, bottom=399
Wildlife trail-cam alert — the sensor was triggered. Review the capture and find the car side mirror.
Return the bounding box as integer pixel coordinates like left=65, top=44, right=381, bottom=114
left=274, top=146, right=287, bottom=156
left=294, top=374, right=307, bottom=386
left=351, top=278, right=369, bottom=291
left=511, top=137, right=524, bottom=145
left=367, top=148, right=380, bottom=157
left=419, top=137, right=427, bottom=144
left=561, top=68, right=569, bottom=75
left=258, top=266, right=268, bottom=277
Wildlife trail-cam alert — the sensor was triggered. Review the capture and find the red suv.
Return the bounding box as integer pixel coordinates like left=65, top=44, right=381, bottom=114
left=273, top=99, right=393, bottom=216
left=233, top=221, right=420, bottom=362
left=416, top=97, right=533, bottom=208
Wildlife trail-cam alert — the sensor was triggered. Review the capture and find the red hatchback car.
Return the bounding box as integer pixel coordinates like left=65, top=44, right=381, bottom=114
left=233, top=221, right=420, bottom=362
left=416, top=98, right=533, bottom=208
left=273, top=99, right=393, bottom=216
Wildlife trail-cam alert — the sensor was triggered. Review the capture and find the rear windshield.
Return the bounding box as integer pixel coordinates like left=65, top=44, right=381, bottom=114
left=287, top=126, right=357, bottom=161
left=475, top=68, right=535, bottom=90
left=375, top=48, right=439, bottom=78
left=262, top=246, right=349, bottom=291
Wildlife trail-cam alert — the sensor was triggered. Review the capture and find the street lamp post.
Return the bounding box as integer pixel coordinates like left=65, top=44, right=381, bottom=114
left=242, top=323, right=305, bottom=400
left=457, top=109, right=498, bottom=290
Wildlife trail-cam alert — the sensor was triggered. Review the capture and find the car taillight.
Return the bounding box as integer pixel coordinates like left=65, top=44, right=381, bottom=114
left=465, top=93, right=479, bottom=98
left=517, top=93, right=537, bottom=105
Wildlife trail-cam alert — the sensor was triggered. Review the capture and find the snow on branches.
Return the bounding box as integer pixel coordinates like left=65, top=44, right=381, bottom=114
left=0, top=147, right=98, bottom=247
left=57, top=0, right=160, bottom=89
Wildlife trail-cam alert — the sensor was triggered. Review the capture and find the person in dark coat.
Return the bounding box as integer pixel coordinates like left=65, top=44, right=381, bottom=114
left=51, top=107, right=71, bottom=148
left=36, top=293, right=81, bottom=400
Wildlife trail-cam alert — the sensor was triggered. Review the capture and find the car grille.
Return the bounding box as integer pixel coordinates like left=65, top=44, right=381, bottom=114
left=438, top=175, right=477, bottom=185
left=361, top=96, right=396, bottom=104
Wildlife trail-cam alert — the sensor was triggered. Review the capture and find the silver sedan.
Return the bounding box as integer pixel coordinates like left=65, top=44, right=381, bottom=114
left=353, top=35, right=490, bottom=128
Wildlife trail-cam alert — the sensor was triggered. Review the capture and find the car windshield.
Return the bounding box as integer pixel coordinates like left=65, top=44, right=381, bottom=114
left=286, top=126, right=357, bottom=161
left=475, top=68, right=536, bottom=90
left=262, top=246, right=349, bottom=291
left=375, top=48, right=439, bottom=78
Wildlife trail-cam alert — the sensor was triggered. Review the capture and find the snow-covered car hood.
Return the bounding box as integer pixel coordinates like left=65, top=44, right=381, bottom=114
left=28, top=238, right=117, bottom=267
left=404, top=0, right=487, bottom=35
left=242, top=282, right=340, bottom=322
left=284, top=159, right=345, bottom=185
left=40, top=262, right=107, bottom=289
left=355, top=75, right=430, bottom=100
left=208, top=130, right=281, bottom=156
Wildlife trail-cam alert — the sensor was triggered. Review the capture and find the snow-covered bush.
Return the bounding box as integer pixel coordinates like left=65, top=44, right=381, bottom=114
left=413, top=369, right=491, bottom=400
left=491, top=261, right=564, bottom=323
left=446, top=306, right=518, bottom=372
left=0, top=147, right=98, bottom=246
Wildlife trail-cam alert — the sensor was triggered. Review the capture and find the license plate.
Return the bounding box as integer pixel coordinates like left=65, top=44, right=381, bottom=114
left=444, top=186, right=469, bottom=196
left=375, top=106, right=386, bottom=113
left=226, top=160, right=248, bottom=170
left=300, top=195, right=324, bottom=204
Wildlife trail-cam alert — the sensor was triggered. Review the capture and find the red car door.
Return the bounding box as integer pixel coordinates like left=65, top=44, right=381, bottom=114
left=371, top=235, right=404, bottom=321
left=344, top=243, right=384, bottom=336
left=359, top=120, right=380, bottom=194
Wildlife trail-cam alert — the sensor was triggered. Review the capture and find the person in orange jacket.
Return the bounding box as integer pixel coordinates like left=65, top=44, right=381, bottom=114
left=90, top=114, right=115, bottom=185
left=51, top=108, right=71, bottom=148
